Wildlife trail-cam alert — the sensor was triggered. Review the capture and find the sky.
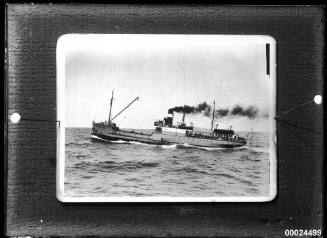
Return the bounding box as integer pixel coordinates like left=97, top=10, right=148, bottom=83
left=61, top=34, right=273, bottom=132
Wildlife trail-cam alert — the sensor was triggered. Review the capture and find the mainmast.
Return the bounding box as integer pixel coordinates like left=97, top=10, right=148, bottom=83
left=182, top=112, right=186, bottom=125
left=108, top=89, right=114, bottom=124
left=211, top=100, right=215, bottom=131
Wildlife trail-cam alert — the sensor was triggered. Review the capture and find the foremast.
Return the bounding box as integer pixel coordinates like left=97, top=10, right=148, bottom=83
left=107, top=89, right=139, bottom=125
left=108, top=90, right=114, bottom=124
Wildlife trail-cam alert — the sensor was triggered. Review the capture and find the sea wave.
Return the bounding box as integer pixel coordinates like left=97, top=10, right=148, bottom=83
left=65, top=128, right=270, bottom=197
left=73, top=160, right=160, bottom=172
left=216, top=173, right=254, bottom=186
left=163, top=166, right=210, bottom=176
left=244, top=146, right=270, bottom=154
left=66, top=142, right=91, bottom=146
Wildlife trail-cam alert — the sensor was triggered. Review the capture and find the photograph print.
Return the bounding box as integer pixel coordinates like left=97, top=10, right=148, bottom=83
left=57, top=34, right=276, bottom=202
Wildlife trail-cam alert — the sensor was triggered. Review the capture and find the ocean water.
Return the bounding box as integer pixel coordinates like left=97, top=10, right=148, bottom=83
left=64, top=128, right=270, bottom=197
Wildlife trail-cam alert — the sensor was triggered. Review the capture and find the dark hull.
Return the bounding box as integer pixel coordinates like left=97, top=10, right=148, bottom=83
left=91, top=129, right=246, bottom=148
left=91, top=132, right=171, bottom=145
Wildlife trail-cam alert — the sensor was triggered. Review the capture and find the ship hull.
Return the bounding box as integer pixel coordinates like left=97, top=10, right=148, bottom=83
left=91, top=124, right=246, bottom=148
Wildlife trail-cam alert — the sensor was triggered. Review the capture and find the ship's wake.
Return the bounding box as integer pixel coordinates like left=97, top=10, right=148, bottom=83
left=244, top=146, right=270, bottom=154
left=177, top=143, right=225, bottom=151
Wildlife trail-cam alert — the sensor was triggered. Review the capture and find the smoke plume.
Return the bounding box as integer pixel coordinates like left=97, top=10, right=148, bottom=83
left=215, top=108, right=229, bottom=117
left=168, top=102, right=211, bottom=114
left=168, top=102, right=259, bottom=119
left=230, top=105, right=258, bottom=119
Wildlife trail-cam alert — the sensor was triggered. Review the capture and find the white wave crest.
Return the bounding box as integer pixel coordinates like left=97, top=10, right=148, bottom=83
left=91, top=135, right=110, bottom=142
left=110, top=139, right=130, bottom=144
left=160, top=144, right=178, bottom=149
left=178, top=143, right=225, bottom=151
left=128, top=141, right=156, bottom=147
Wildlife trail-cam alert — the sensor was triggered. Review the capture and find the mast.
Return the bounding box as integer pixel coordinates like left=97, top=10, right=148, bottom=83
left=211, top=100, right=215, bottom=131
left=111, top=96, right=139, bottom=121
left=182, top=112, right=186, bottom=125
left=108, top=89, right=114, bottom=124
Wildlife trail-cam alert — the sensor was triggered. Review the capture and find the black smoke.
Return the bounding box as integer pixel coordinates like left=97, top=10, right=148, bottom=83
left=168, top=102, right=211, bottom=115
left=230, top=105, right=258, bottom=119
left=215, top=108, right=229, bottom=117
left=168, top=102, right=259, bottom=119
left=194, top=102, right=211, bottom=113
left=168, top=105, right=195, bottom=114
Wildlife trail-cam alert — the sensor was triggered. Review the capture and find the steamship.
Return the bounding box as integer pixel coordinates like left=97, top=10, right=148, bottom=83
left=91, top=91, right=247, bottom=148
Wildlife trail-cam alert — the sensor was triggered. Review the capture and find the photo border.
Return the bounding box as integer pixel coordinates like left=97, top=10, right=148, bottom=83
left=6, top=5, right=323, bottom=237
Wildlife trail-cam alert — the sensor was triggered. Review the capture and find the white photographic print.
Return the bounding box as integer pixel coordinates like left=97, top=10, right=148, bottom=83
left=57, top=34, right=276, bottom=202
